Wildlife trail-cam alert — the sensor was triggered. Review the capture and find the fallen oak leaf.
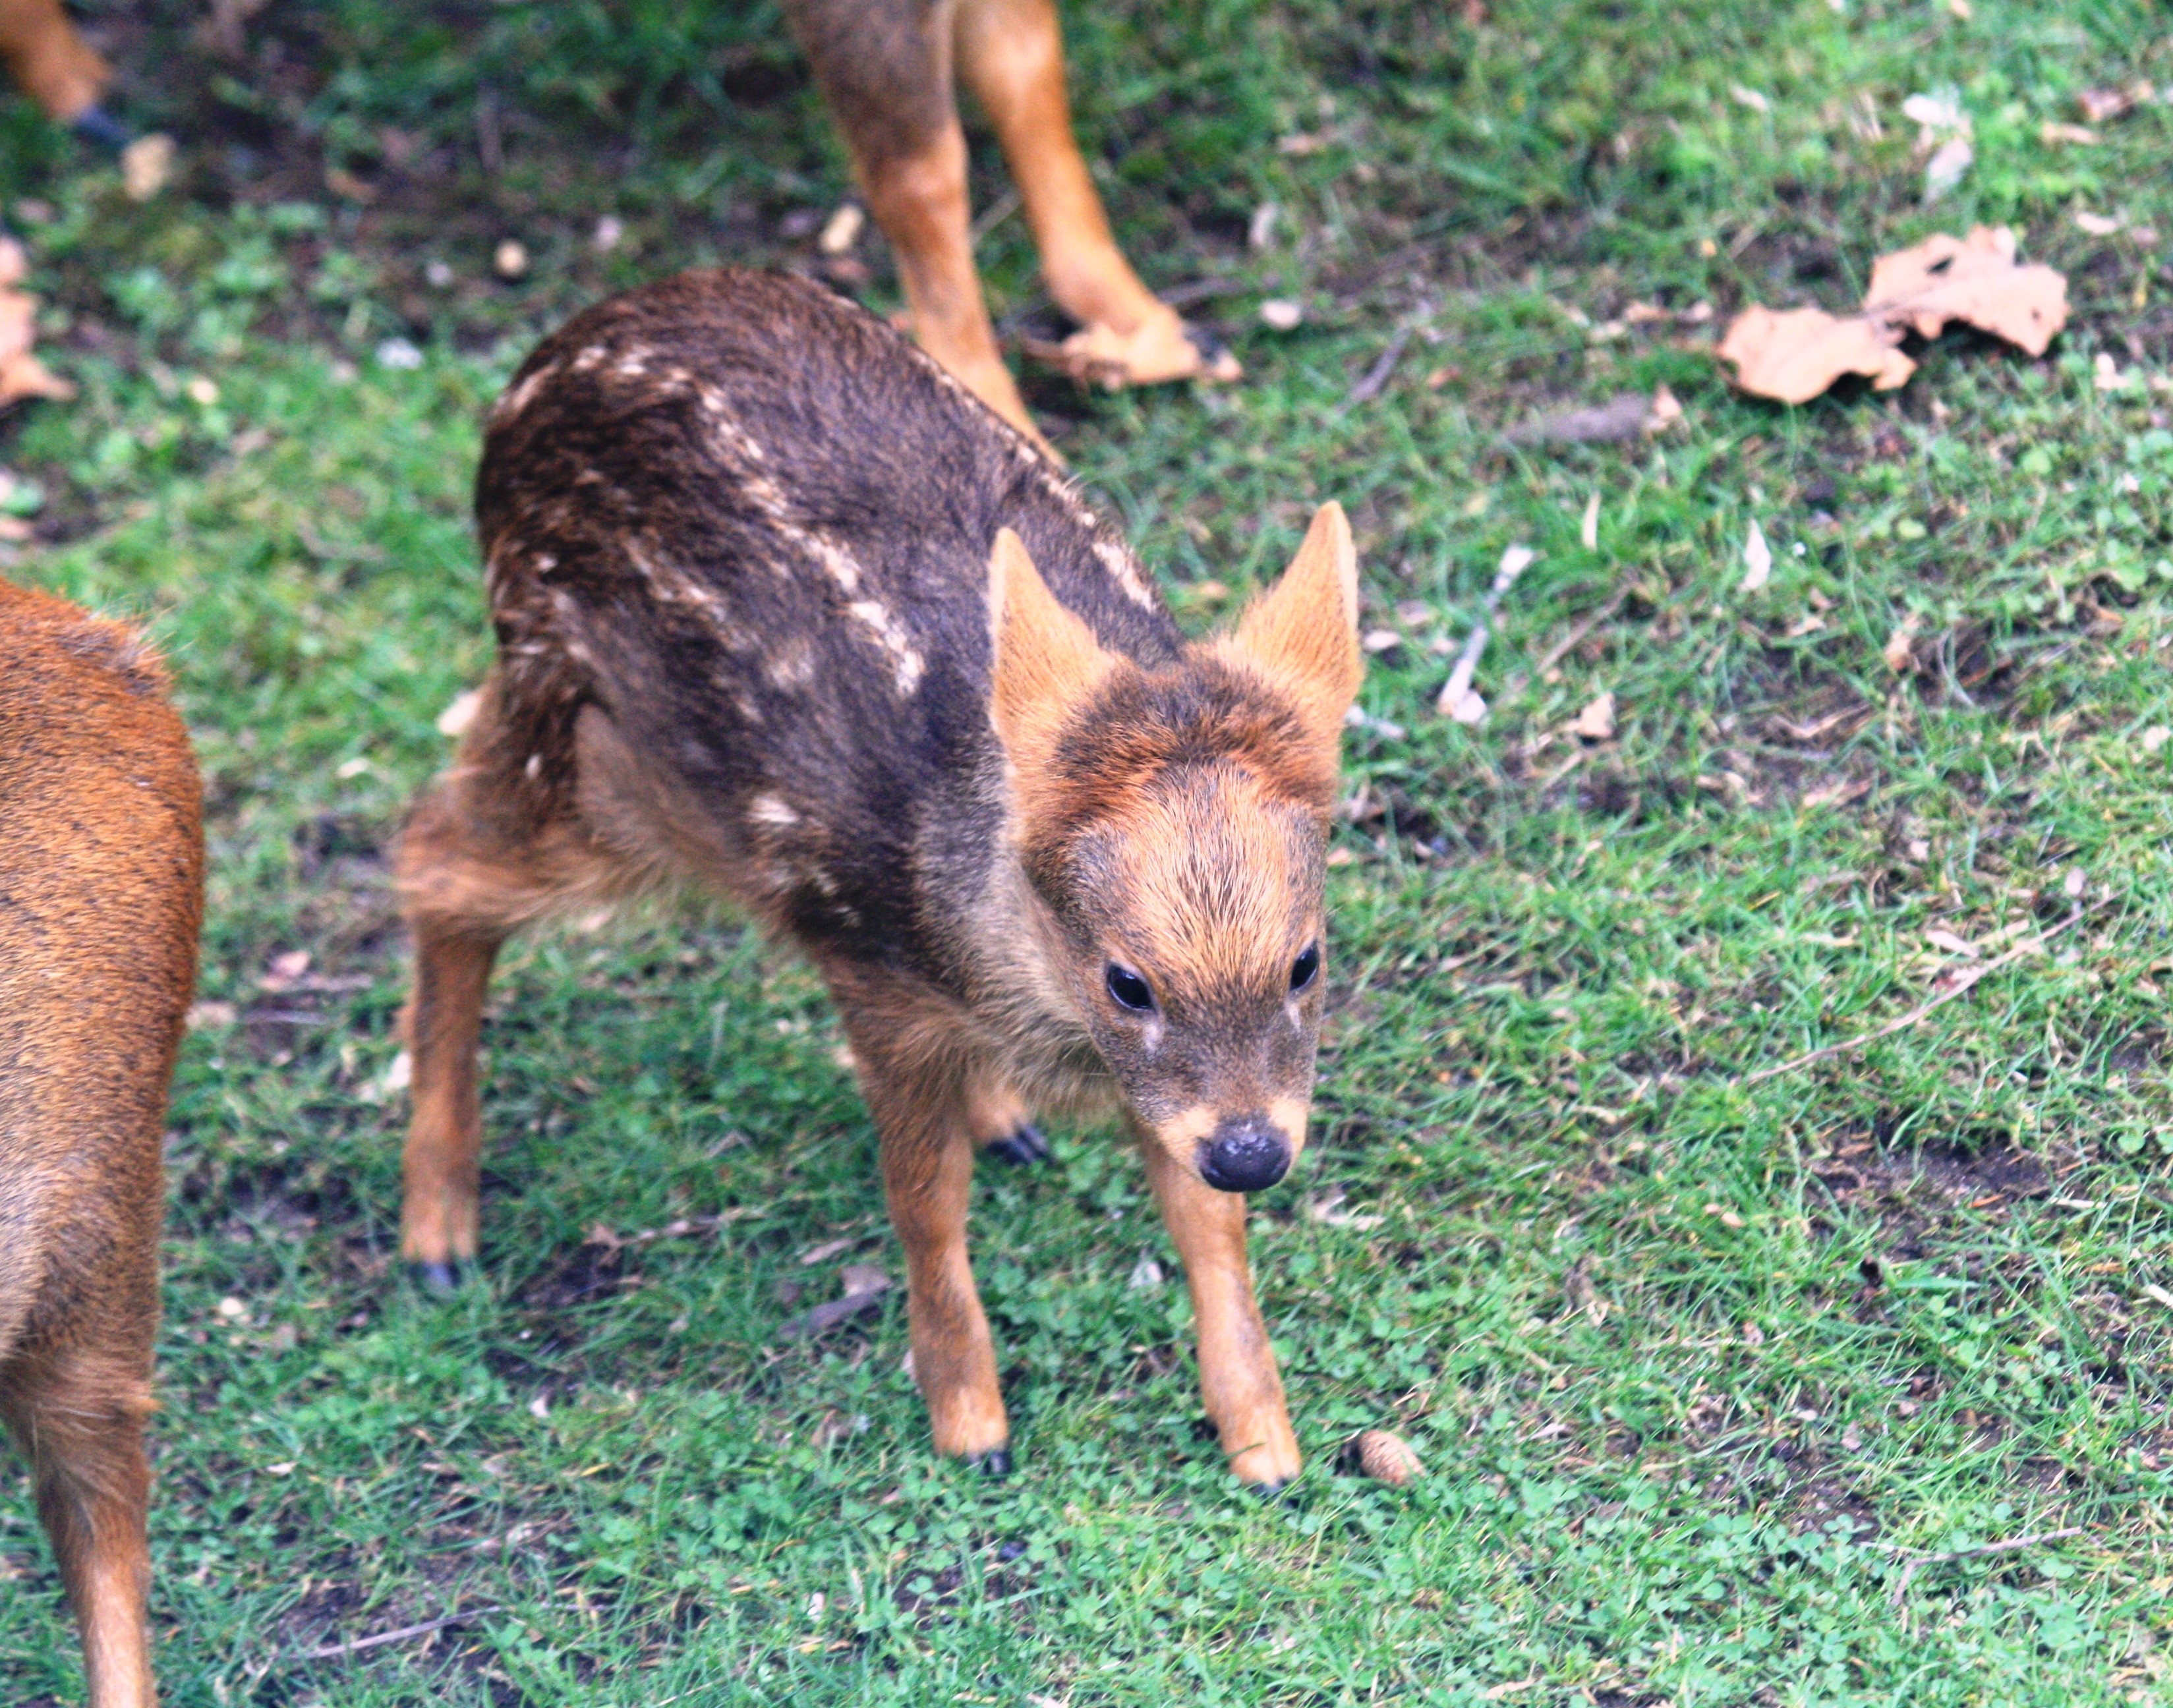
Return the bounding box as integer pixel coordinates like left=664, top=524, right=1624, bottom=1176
left=1862, top=225, right=2068, bottom=356
left=1716, top=304, right=1915, bottom=403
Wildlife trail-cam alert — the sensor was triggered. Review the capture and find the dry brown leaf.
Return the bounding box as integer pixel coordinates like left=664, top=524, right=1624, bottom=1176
left=1863, top=225, right=2068, bottom=356
left=1882, top=613, right=1922, bottom=671
left=1716, top=305, right=1915, bottom=403
left=2077, top=86, right=2138, bottom=125
left=1353, top=1429, right=1425, bottom=1485
left=121, top=134, right=175, bottom=202
left=1718, top=226, right=2065, bottom=403
left=1925, top=927, right=1979, bottom=958
left=1569, top=691, right=1617, bottom=742
left=1800, top=777, right=1872, bottom=809
left=2040, top=121, right=2101, bottom=146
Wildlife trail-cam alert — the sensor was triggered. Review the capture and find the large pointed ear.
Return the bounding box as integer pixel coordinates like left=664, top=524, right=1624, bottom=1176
left=1226, top=501, right=1363, bottom=740
left=989, top=528, right=1115, bottom=792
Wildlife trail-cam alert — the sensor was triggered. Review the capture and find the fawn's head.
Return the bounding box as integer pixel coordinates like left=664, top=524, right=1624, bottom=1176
left=990, top=505, right=1363, bottom=1193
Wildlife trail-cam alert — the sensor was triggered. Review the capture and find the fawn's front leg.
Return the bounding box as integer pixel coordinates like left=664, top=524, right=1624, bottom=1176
left=1139, top=1135, right=1301, bottom=1489
left=832, top=982, right=1010, bottom=1466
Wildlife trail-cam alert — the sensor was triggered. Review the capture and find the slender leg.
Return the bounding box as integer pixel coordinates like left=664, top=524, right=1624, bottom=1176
left=0, top=0, right=109, bottom=124
left=954, top=0, right=1241, bottom=389
left=391, top=724, right=624, bottom=1286
left=1138, top=1137, right=1300, bottom=1487
left=785, top=0, right=1045, bottom=443
left=828, top=976, right=1010, bottom=1463
left=4, top=1344, right=158, bottom=1708
left=397, top=925, right=502, bottom=1286
left=966, top=1070, right=1049, bottom=1166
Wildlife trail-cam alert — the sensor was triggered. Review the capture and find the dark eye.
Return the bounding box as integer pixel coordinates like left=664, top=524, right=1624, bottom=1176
left=1290, top=942, right=1321, bottom=992
left=1105, top=963, right=1155, bottom=1013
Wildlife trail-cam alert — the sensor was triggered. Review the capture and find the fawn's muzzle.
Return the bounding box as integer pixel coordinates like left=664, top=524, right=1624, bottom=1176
left=1198, top=1114, right=1291, bottom=1193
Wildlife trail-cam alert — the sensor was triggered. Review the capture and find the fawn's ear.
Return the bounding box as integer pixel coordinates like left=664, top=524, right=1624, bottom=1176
left=989, top=528, right=1115, bottom=791
left=1227, top=501, right=1364, bottom=743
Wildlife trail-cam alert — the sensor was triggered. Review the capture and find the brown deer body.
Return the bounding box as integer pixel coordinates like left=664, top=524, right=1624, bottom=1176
left=396, top=269, right=1359, bottom=1487
left=782, top=0, right=1238, bottom=444
left=1, top=581, right=202, bottom=1708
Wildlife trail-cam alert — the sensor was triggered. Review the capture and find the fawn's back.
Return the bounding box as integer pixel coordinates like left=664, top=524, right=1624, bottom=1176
left=469, top=268, right=1181, bottom=968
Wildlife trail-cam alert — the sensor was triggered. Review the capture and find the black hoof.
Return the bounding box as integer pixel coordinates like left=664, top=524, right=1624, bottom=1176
left=985, top=1123, right=1051, bottom=1167
left=970, top=1448, right=1013, bottom=1479
left=406, top=1260, right=465, bottom=1297
left=70, top=107, right=130, bottom=152
left=1184, top=324, right=1235, bottom=365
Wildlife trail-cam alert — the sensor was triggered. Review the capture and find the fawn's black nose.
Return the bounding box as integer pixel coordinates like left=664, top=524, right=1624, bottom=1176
left=1198, top=1115, right=1291, bottom=1193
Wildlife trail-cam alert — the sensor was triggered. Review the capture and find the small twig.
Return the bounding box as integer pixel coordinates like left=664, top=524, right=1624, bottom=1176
left=1524, top=584, right=1632, bottom=687
left=969, top=187, right=1022, bottom=246
left=1157, top=277, right=1242, bottom=310
left=298, top=1605, right=502, bottom=1662
left=1739, top=906, right=2090, bottom=1088
left=1338, top=324, right=1414, bottom=411
left=1882, top=1527, right=2085, bottom=1607
left=1435, top=545, right=1536, bottom=720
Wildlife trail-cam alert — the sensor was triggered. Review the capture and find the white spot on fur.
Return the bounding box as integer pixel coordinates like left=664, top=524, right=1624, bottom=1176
left=699, top=385, right=922, bottom=693
left=765, top=636, right=817, bottom=689
left=1094, top=538, right=1157, bottom=610
left=748, top=793, right=798, bottom=828
left=847, top=598, right=925, bottom=695
left=492, top=360, right=558, bottom=423
left=571, top=344, right=606, bottom=371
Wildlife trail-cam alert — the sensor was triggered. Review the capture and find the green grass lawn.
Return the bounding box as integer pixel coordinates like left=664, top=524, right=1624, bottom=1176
left=3, top=1, right=2172, bottom=1702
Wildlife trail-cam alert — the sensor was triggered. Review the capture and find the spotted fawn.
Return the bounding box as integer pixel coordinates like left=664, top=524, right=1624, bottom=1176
left=394, top=269, right=1360, bottom=1487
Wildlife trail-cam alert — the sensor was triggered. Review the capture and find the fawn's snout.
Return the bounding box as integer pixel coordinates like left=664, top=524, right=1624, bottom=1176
left=1200, top=1112, right=1292, bottom=1193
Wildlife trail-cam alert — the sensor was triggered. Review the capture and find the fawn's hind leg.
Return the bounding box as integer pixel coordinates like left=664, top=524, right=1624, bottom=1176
left=1137, top=1132, right=1300, bottom=1489
left=3, top=1336, right=158, bottom=1708
left=954, top=0, right=1240, bottom=391
left=397, top=915, right=503, bottom=1288
left=786, top=0, right=1043, bottom=443
left=393, top=722, right=630, bottom=1288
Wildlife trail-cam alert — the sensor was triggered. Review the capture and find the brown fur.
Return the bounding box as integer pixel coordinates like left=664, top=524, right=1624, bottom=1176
left=782, top=0, right=1236, bottom=444
left=0, top=0, right=108, bottom=122
left=394, top=270, right=1359, bottom=1485
left=0, top=579, right=203, bottom=1708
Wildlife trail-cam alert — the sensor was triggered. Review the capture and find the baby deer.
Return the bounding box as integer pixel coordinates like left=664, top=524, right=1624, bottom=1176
left=1, top=580, right=202, bottom=1708
left=395, top=269, right=1360, bottom=1487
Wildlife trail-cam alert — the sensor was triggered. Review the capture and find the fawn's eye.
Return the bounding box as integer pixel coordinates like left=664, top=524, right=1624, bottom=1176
left=1105, top=963, right=1155, bottom=1013
left=1290, top=942, right=1321, bottom=992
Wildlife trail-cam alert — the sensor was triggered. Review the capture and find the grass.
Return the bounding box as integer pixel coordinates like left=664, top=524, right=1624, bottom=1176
left=3, top=0, right=2172, bottom=1702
